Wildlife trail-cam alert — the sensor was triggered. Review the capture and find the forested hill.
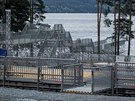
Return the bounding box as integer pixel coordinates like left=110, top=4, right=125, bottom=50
left=45, top=0, right=97, bottom=13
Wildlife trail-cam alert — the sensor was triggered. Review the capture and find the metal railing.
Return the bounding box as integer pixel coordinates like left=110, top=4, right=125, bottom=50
left=0, top=56, right=83, bottom=91
left=75, top=53, right=115, bottom=63
left=115, top=62, right=135, bottom=91
left=1, top=55, right=135, bottom=95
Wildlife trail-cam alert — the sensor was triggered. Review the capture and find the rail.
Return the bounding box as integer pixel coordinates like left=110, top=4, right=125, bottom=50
left=0, top=57, right=83, bottom=91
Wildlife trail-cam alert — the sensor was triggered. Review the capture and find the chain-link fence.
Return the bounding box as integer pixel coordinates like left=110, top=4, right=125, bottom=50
left=83, top=65, right=112, bottom=94
left=75, top=53, right=115, bottom=63
left=92, top=66, right=112, bottom=93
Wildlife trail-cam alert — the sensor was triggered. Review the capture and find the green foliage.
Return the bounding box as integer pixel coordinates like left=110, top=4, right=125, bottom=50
left=0, top=0, right=46, bottom=32
left=99, top=0, right=135, bottom=39
left=33, top=0, right=46, bottom=13
left=113, top=18, right=134, bottom=39
left=9, top=0, right=30, bottom=32
left=0, top=1, right=3, bottom=20
left=104, top=18, right=112, bottom=27
left=32, top=0, right=46, bottom=24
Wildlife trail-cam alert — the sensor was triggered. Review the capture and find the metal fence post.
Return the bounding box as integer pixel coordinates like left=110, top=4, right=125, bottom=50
left=114, top=65, right=117, bottom=95
left=74, top=65, right=76, bottom=86
left=3, top=58, right=6, bottom=87
left=37, top=59, right=40, bottom=91
left=81, top=64, right=83, bottom=83
left=91, top=68, right=94, bottom=94
left=111, top=66, right=115, bottom=95
left=61, top=67, right=64, bottom=92
left=37, top=67, right=40, bottom=90
left=115, top=63, right=118, bottom=95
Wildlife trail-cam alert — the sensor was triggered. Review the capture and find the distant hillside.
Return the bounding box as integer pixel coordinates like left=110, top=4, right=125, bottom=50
left=45, top=0, right=97, bottom=13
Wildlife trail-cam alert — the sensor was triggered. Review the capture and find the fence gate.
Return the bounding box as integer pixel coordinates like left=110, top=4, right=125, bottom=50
left=0, top=57, right=83, bottom=91
left=116, top=62, right=135, bottom=88
left=115, top=56, right=135, bottom=94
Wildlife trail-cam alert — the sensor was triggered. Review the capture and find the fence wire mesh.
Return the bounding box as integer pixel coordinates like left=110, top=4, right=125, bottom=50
left=93, top=66, right=112, bottom=93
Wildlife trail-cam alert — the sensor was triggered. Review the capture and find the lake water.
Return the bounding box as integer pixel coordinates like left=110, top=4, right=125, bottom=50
left=44, top=13, right=114, bottom=41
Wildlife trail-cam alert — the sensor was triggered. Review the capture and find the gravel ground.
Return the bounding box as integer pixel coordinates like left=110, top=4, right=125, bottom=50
left=0, top=87, right=135, bottom=101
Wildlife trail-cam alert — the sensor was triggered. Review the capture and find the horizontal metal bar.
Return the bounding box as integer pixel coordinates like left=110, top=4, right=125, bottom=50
left=117, top=77, right=135, bottom=81
left=6, top=56, right=76, bottom=61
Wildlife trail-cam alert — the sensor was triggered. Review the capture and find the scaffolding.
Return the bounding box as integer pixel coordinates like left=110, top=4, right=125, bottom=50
left=5, top=9, right=12, bottom=56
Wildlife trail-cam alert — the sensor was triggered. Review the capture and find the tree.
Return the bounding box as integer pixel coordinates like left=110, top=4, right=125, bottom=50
left=30, top=0, right=46, bottom=24
left=0, top=0, right=46, bottom=32
left=0, top=1, right=2, bottom=19
left=0, top=0, right=6, bottom=22
left=97, top=0, right=114, bottom=60
left=127, top=0, right=133, bottom=55
left=33, top=0, right=46, bottom=13
left=116, top=0, right=135, bottom=55
left=117, top=0, right=121, bottom=55
left=97, top=0, right=104, bottom=56
left=114, top=0, right=117, bottom=55
left=7, top=0, right=30, bottom=32
left=96, top=0, right=113, bottom=55
left=99, top=0, right=135, bottom=55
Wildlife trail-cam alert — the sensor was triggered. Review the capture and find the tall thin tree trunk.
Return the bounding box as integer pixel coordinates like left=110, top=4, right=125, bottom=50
left=17, top=3, right=19, bottom=32
left=97, top=1, right=100, bottom=55
left=30, top=0, right=34, bottom=57
left=114, top=0, right=117, bottom=55
left=117, top=0, right=121, bottom=55
left=128, top=0, right=132, bottom=56
left=97, top=0, right=103, bottom=55
left=99, top=1, right=103, bottom=23
left=30, top=0, right=33, bottom=24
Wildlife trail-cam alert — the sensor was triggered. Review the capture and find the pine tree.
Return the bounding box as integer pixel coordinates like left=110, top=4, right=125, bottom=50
left=0, top=1, right=2, bottom=19
left=0, top=0, right=6, bottom=22
left=114, top=0, right=117, bottom=55
left=99, top=0, right=135, bottom=55
left=8, top=0, right=30, bottom=32
left=96, top=0, right=113, bottom=55
left=30, top=0, right=46, bottom=24
left=33, top=0, right=46, bottom=13
left=127, top=0, right=134, bottom=55
left=115, top=0, right=135, bottom=55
